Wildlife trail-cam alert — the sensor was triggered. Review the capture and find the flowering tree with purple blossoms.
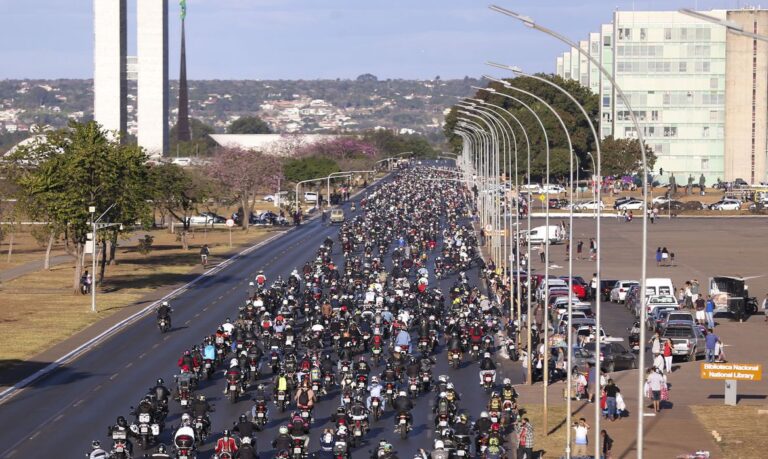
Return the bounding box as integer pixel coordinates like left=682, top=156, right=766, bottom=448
left=295, top=137, right=378, bottom=160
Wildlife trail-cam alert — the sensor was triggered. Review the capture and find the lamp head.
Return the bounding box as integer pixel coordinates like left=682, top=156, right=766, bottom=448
left=489, top=5, right=535, bottom=28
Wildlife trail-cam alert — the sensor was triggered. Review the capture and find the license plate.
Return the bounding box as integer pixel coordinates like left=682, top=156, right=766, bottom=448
left=410, top=385, right=417, bottom=391
left=140, top=426, right=148, bottom=433
left=400, top=418, right=406, bottom=424
left=439, top=420, right=447, bottom=426
left=278, top=394, right=285, bottom=400
left=181, top=399, right=188, bottom=406
left=205, top=363, right=211, bottom=368
left=423, top=376, right=429, bottom=382
left=372, top=400, right=379, bottom=406
left=230, top=385, right=237, bottom=391
left=457, top=451, right=466, bottom=456
left=294, top=448, right=302, bottom=454
left=257, top=413, right=264, bottom=417
left=139, top=413, right=150, bottom=423
left=355, top=429, right=361, bottom=436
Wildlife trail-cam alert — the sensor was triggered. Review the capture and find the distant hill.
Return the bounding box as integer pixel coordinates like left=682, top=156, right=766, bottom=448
left=0, top=76, right=480, bottom=147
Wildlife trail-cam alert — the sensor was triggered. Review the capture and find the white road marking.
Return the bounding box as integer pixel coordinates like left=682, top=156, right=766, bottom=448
left=28, top=432, right=40, bottom=440
left=139, top=353, right=146, bottom=359
left=53, top=414, right=64, bottom=422
left=152, top=343, right=160, bottom=349
left=93, top=384, right=102, bottom=392
left=73, top=399, right=85, bottom=407
left=125, top=362, right=133, bottom=369
left=109, top=373, right=119, bottom=381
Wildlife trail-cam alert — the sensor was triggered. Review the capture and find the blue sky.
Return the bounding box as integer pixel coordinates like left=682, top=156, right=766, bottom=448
left=0, top=0, right=744, bottom=80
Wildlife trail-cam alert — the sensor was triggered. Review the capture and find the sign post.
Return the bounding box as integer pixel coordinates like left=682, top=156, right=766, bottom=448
left=226, top=218, right=235, bottom=247
left=700, top=362, right=762, bottom=406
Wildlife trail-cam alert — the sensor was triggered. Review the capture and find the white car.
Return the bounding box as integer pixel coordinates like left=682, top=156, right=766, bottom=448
left=577, top=200, right=605, bottom=211
left=709, top=199, right=741, bottom=211
left=644, top=295, right=679, bottom=317
left=652, top=196, right=671, bottom=205
left=304, top=192, right=319, bottom=203
left=520, top=183, right=542, bottom=193
left=541, top=184, right=566, bottom=194
left=610, top=280, right=639, bottom=303
left=263, top=191, right=288, bottom=202
left=617, top=199, right=644, bottom=210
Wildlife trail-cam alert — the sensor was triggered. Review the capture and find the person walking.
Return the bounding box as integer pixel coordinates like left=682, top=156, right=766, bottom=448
left=572, top=418, right=589, bottom=457
left=604, top=379, right=620, bottom=421
left=515, top=417, right=534, bottom=459
left=663, top=338, right=673, bottom=374
left=577, top=240, right=583, bottom=259
left=649, top=331, right=662, bottom=362
left=705, top=329, right=719, bottom=363
left=705, top=295, right=715, bottom=329
left=646, top=367, right=666, bottom=413
left=655, top=247, right=662, bottom=267
left=601, top=429, right=614, bottom=459
left=589, top=238, right=596, bottom=261
left=694, top=296, right=706, bottom=326
left=661, top=247, right=669, bottom=266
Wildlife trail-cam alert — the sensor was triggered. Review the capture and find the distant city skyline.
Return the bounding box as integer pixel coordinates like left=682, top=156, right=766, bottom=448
left=0, top=0, right=746, bottom=80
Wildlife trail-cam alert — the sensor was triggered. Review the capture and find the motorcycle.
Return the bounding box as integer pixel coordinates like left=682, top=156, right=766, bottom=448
left=247, top=355, right=260, bottom=381
left=370, top=396, right=382, bottom=422
left=448, top=349, right=462, bottom=369
left=383, top=382, right=396, bottom=407
left=129, top=411, right=160, bottom=449
left=350, top=418, right=366, bottom=447
left=157, top=316, right=171, bottom=333
left=174, top=430, right=196, bottom=459
left=275, top=390, right=288, bottom=412
left=407, top=376, right=420, bottom=399
left=290, top=436, right=306, bottom=459
left=109, top=430, right=130, bottom=459
left=253, top=400, right=268, bottom=430
left=225, top=374, right=241, bottom=404
left=396, top=412, right=411, bottom=439
left=454, top=434, right=471, bottom=457
left=482, top=371, right=494, bottom=390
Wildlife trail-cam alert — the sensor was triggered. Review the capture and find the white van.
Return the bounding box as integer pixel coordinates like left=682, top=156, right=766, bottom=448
left=525, top=225, right=564, bottom=245
left=645, top=278, right=675, bottom=297
left=304, top=192, right=319, bottom=203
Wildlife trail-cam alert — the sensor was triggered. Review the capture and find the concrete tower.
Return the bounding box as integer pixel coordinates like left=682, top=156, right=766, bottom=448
left=93, top=0, right=127, bottom=137
left=137, top=0, right=169, bottom=158
left=176, top=0, right=191, bottom=142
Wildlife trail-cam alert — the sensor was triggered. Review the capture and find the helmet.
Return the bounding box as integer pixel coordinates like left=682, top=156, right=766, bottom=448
left=117, top=416, right=127, bottom=427
left=223, top=429, right=231, bottom=437
left=239, top=414, right=247, bottom=423
left=459, top=413, right=468, bottom=423
left=241, top=436, right=251, bottom=445
left=91, top=440, right=101, bottom=449
left=225, top=318, right=231, bottom=324
left=249, top=281, right=254, bottom=286
left=394, top=346, right=401, bottom=353
left=184, top=350, right=191, bottom=356
left=279, top=426, right=289, bottom=435
left=162, top=301, right=169, bottom=306
left=371, top=376, right=379, bottom=383
left=447, top=382, right=454, bottom=390
left=491, top=423, right=500, bottom=432
left=439, top=392, right=447, bottom=398
left=181, top=413, right=191, bottom=423
left=230, top=358, right=239, bottom=368
left=157, top=444, right=167, bottom=453
left=157, top=378, right=164, bottom=386
left=435, top=440, right=445, bottom=449
left=484, top=352, right=491, bottom=358
left=503, top=378, right=511, bottom=385
left=198, top=394, right=206, bottom=401
left=480, top=411, right=489, bottom=418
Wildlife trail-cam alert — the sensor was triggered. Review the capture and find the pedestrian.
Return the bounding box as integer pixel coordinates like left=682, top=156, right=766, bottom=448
left=587, top=363, right=597, bottom=403
left=601, top=429, right=614, bottom=459
left=590, top=273, right=598, bottom=300
left=705, top=329, right=719, bottom=363
left=663, top=338, right=673, bottom=374
left=677, top=288, right=686, bottom=308
left=691, top=279, right=700, bottom=303
left=539, top=245, right=545, bottom=263
left=762, top=293, right=768, bottom=323
left=714, top=337, right=726, bottom=363
left=520, top=349, right=529, bottom=384
left=577, top=240, right=583, bottom=259
left=661, top=247, right=669, bottom=266
left=705, top=295, right=715, bottom=329
left=646, top=367, right=666, bottom=413
left=653, top=207, right=659, bottom=221
left=604, top=379, right=621, bottom=421
left=515, top=417, right=534, bottom=459
left=694, top=295, right=706, bottom=326
left=649, top=331, right=661, bottom=361
left=655, top=247, right=662, bottom=267
left=589, top=238, right=597, bottom=261
left=649, top=207, right=655, bottom=224
left=572, top=417, right=589, bottom=457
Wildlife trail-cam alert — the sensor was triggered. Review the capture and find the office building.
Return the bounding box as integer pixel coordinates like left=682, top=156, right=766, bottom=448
left=93, top=0, right=127, bottom=137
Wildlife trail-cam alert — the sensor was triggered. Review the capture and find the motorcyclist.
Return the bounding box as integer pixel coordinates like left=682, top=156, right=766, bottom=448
left=348, top=395, right=369, bottom=431
left=367, top=376, right=385, bottom=410
left=214, top=429, right=238, bottom=457
left=392, top=390, right=413, bottom=428
left=294, top=380, right=316, bottom=413
left=150, top=378, right=171, bottom=416
left=224, top=358, right=244, bottom=396
left=273, top=371, right=290, bottom=400
left=394, top=328, right=411, bottom=353
left=288, top=411, right=310, bottom=448
left=235, top=436, right=257, bottom=459
left=501, top=378, right=518, bottom=404
left=472, top=411, right=492, bottom=451
left=354, top=355, right=371, bottom=378
left=147, top=443, right=172, bottom=459
left=271, top=426, right=293, bottom=452
left=479, top=352, right=497, bottom=384
left=88, top=440, right=108, bottom=459
left=190, top=394, right=213, bottom=437
left=430, top=440, right=450, bottom=459
left=233, top=413, right=257, bottom=443
left=107, top=416, right=135, bottom=455
left=156, top=301, right=172, bottom=328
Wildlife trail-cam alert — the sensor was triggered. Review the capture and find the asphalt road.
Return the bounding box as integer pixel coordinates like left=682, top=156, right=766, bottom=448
left=0, top=166, right=513, bottom=459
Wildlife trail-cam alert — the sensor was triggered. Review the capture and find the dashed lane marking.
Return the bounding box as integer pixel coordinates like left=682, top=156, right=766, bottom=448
left=93, top=385, right=102, bottom=392
left=194, top=313, right=200, bottom=318
left=152, top=343, right=160, bottom=349
left=73, top=399, right=85, bottom=407
left=164, top=335, right=171, bottom=341
left=29, top=432, right=40, bottom=440
left=6, top=449, right=16, bottom=457
left=53, top=414, right=64, bottom=422
left=184, top=319, right=191, bottom=325
left=109, top=373, right=118, bottom=381
left=125, top=362, right=133, bottom=369
left=139, top=353, right=146, bottom=359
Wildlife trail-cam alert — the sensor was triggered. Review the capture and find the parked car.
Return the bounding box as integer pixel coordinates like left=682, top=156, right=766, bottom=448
left=661, top=312, right=696, bottom=332
left=662, top=322, right=706, bottom=361
left=616, top=198, right=645, bottom=210
left=610, top=280, right=639, bottom=303
left=642, top=295, right=679, bottom=318
left=559, top=276, right=589, bottom=300
left=200, top=212, right=226, bottom=223
left=304, top=192, right=319, bottom=203
left=597, top=342, right=638, bottom=373
left=613, top=196, right=634, bottom=209
left=263, top=191, right=288, bottom=202
left=709, top=275, right=759, bottom=320
left=541, top=184, right=566, bottom=194
left=599, top=279, right=619, bottom=302
left=577, top=200, right=605, bottom=211
left=548, top=198, right=569, bottom=209
left=187, top=213, right=224, bottom=225
left=709, top=199, right=741, bottom=211
left=646, top=307, right=678, bottom=332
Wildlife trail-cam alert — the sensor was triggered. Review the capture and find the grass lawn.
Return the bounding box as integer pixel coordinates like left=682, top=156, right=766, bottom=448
left=691, top=405, right=768, bottom=459
left=0, top=226, right=282, bottom=371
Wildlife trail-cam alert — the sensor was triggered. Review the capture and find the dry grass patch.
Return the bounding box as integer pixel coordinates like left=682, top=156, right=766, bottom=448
left=515, top=404, right=569, bottom=458
left=0, top=226, right=282, bottom=370
left=691, top=405, right=768, bottom=459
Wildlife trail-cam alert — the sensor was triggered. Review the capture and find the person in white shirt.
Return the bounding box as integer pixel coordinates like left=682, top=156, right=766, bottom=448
left=572, top=418, right=589, bottom=457
left=646, top=367, right=666, bottom=413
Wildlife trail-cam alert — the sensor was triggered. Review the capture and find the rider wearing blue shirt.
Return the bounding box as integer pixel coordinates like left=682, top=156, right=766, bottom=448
left=203, top=344, right=216, bottom=361
left=395, top=329, right=411, bottom=353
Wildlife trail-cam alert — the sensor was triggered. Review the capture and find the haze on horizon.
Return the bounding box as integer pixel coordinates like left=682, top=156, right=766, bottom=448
left=0, top=0, right=740, bottom=80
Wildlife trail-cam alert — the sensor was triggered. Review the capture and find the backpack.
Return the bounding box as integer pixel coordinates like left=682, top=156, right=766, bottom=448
left=298, top=389, right=310, bottom=406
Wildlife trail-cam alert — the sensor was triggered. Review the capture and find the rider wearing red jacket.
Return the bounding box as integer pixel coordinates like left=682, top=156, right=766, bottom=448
left=214, top=430, right=238, bottom=457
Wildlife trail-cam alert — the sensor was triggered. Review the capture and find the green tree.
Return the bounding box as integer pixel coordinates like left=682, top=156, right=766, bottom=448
left=170, top=118, right=218, bottom=156
left=444, top=74, right=599, bottom=181
left=599, top=136, right=656, bottom=177
left=147, top=163, right=209, bottom=249
left=283, top=156, right=340, bottom=183
left=228, top=116, right=272, bottom=134
left=9, top=121, right=151, bottom=293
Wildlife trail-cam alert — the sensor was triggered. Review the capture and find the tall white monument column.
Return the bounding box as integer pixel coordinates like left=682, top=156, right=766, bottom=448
left=137, top=0, right=169, bottom=158
left=93, top=0, right=127, bottom=137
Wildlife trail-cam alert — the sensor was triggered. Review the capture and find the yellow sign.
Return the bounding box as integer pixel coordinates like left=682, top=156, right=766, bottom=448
left=489, top=230, right=507, bottom=236
left=538, top=194, right=546, bottom=202
left=700, top=363, right=762, bottom=381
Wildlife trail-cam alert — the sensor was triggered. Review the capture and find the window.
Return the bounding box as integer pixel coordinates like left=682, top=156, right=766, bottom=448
left=701, top=158, right=709, bottom=170
left=565, top=72, right=571, bottom=79
left=680, top=28, right=688, bottom=40
left=679, top=62, right=687, bottom=72
left=663, top=93, right=671, bottom=105
left=702, top=126, right=710, bottom=137
left=663, top=126, right=678, bottom=137
left=592, top=42, right=599, bottom=54
left=710, top=78, right=718, bottom=89
left=696, top=28, right=711, bottom=41
left=618, top=28, right=631, bottom=40
left=604, top=35, right=611, bottom=47
left=664, top=28, right=672, bottom=40
left=709, top=110, right=719, bottom=122
left=651, top=110, right=659, bottom=121
left=603, top=96, right=611, bottom=108
left=640, top=28, right=647, bottom=40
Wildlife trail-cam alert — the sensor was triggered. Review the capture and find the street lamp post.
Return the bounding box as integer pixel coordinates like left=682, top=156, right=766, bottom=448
left=89, top=204, right=122, bottom=313
left=490, top=6, right=648, bottom=457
